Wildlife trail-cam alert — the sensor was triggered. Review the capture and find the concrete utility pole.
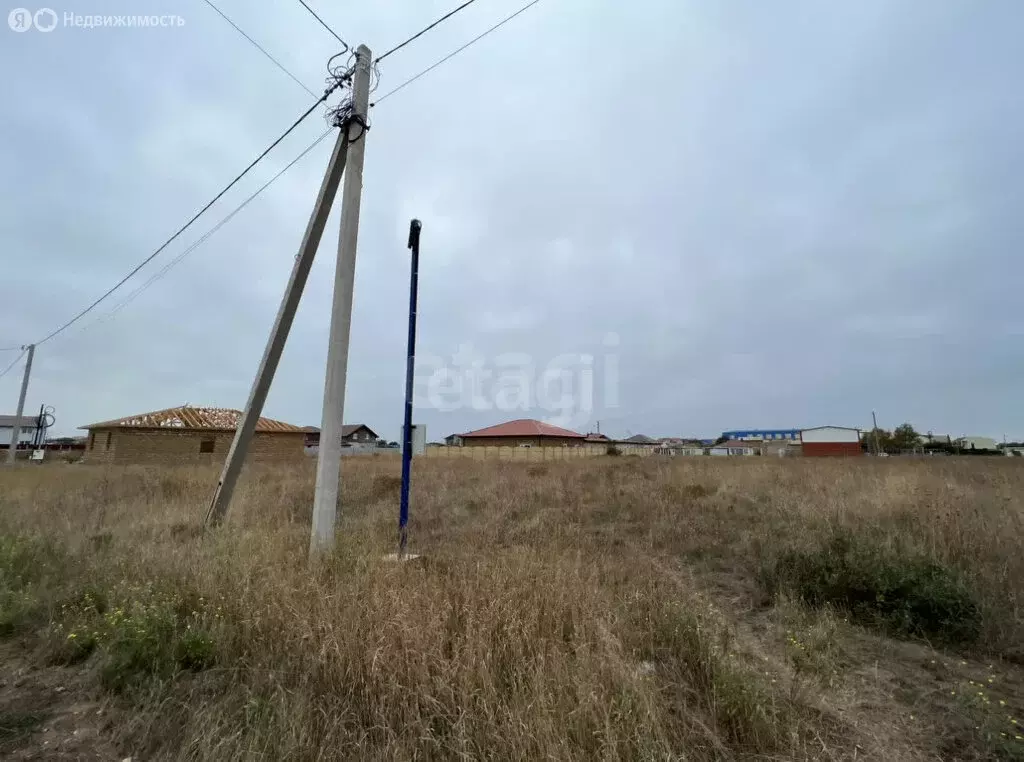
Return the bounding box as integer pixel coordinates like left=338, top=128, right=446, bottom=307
left=7, top=344, right=35, bottom=464
left=310, top=44, right=373, bottom=556
left=871, top=410, right=880, bottom=456
left=205, top=129, right=352, bottom=526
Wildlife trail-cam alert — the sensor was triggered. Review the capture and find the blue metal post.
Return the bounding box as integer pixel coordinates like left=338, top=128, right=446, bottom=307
left=399, top=219, right=422, bottom=557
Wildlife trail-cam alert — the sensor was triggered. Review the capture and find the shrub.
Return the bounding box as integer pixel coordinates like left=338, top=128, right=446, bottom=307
left=606, top=445, right=622, bottom=456
left=50, top=582, right=218, bottom=691
left=174, top=623, right=217, bottom=671
left=763, top=534, right=981, bottom=645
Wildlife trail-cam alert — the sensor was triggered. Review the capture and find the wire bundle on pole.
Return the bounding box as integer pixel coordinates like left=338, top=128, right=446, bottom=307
left=325, top=53, right=370, bottom=136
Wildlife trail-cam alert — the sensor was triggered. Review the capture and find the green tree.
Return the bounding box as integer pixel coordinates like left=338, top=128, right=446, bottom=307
left=892, top=423, right=921, bottom=451
left=863, top=428, right=894, bottom=453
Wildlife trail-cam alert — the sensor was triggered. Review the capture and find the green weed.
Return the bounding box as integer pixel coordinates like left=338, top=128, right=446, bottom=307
left=764, top=534, right=981, bottom=645
left=0, top=534, right=63, bottom=636
left=51, top=582, right=219, bottom=691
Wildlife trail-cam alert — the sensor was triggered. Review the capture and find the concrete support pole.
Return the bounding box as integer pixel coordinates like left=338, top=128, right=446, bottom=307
left=6, top=344, right=35, bottom=464
left=310, top=44, right=373, bottom=556
left=205, top=130, right=351, bottom=526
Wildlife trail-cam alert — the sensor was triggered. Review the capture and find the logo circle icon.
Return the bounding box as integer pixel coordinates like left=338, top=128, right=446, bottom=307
left=34, top=8, right=57, bottom=32
left=8, top=8, right=33, bottom=31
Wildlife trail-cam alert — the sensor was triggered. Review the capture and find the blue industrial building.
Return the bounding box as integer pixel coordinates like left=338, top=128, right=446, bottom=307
left=721, top=429, right=801, bottom=441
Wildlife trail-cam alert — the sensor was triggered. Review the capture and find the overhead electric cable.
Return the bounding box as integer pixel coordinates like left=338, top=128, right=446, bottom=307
left=373, top=0, right=543, bottom=106
left=97, top=128, right=335, bottom=325
left=295, top=0, right=350, bottom=51
left=34, top=88, right=343, bottom=347
left=0, top=349, right=26, bottom=382
left=201, top=0, right=318, bottom=98
left=376, top=0, right=481, bottom=63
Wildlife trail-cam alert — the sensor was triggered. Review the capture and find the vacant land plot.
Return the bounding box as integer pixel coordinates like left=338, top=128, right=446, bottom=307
left=1, top=457, right=1022, bottom=760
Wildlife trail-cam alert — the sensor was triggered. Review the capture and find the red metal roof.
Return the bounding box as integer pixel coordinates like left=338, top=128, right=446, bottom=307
left=461, top=419, right=584, bottom=439
left=81, top=405, right=303, bottom=433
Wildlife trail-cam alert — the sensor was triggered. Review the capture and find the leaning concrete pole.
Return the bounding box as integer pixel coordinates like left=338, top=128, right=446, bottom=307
left=6, top=344, right=35, bottom=465
left=205, top=131, right=351, bottom=526
left=310, top=44, right=372, bottom=557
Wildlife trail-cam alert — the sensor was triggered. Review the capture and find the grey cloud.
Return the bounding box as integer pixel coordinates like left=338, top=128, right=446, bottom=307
left=1, top=0, right=1020, bottom=444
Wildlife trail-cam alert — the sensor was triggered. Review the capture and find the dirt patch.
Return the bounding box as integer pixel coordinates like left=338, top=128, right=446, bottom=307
left=0, top=642, right=121, bottom=761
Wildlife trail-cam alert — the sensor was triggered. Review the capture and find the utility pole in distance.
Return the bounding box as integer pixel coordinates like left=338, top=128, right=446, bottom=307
left=205, top=129, right=352, bottom=526
left=6, top=344, right=35, bottom=465
left=871, top=410, right=880, bottom=456
left=310, top=44, right=373, bottom=557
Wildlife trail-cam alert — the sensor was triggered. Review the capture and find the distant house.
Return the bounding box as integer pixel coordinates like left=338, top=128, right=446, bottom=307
left=761, top=438, right=802, bottom=457
left=444, top=433, right=463, bottom=447
left=81, top=405, right=305, bottom=464
left=43, top=436, right=86, bottom=452
left=585, top=432, right=611, bottom=443
left=654, top=437, right=706, bottom=456
left=302, top=426, right=320, bottom=448
left=660, top=442, right=707, bottom=456
left=621, top=434, right=657, bottom=445
left=0, top=414, right=42, bottom=450
left=303, top=424, right=379, bottom=449
left=955, top=436, right=1000, bottom=452
left=708, top=439, right=759, bottom=456
left=343, top=424, right=378, bottom=444
left=460, top=419, right=584, bottom=448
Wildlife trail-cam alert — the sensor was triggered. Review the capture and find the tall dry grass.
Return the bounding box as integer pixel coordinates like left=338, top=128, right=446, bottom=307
left=1, top=456, right=1022, bottom=760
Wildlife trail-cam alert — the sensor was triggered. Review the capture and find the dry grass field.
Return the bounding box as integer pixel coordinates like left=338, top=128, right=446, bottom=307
left=1, top=456, right=1023, bottom=760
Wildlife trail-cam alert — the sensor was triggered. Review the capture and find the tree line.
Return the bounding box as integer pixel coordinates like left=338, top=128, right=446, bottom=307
left=861, top=424, right=1014, bottom=454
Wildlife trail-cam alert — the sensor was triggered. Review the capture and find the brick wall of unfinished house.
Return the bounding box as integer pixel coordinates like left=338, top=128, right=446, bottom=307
left=83, top=428, right=305, bottom=465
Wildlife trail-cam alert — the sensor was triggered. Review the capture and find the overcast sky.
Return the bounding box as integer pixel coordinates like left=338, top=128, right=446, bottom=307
left=2, top=0, right=1021, bottom=441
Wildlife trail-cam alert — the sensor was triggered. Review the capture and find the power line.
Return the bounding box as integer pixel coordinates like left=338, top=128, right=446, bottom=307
left=34, top=89, right=341, bottom=348
left=295, top=0, right=349, bottom=51
left=0, top=349, right=26, bottom=382
left=373, top=0, right=543, bottom=106
left=95, top=128, right=335, bottom=327
left=201, top=0, right=317, bottom=98
left=376, top=0, right=480, bottom=63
